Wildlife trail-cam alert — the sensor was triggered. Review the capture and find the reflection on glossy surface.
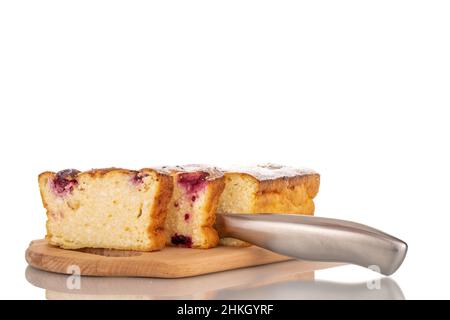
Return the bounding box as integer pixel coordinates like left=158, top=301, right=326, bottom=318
left=25, top=261, right=404, bottom=300
left=213, top=277, right=404, bottom=300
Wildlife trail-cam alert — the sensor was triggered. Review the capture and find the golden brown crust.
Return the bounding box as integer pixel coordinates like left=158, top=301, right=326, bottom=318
left=38, top=172, right=56, bottom=242
left=254, top=173, right=318, bottom=214
left=256, top=172, right=320, bottom=199
left=40, top=167, right=175, bottom=180
left=146, top=170, right=174, bottom=250
left=38, top=172, right=52, bottom=210
left=222, top=165, right=320, bottom=201
left=198, top=177, right=225, bottom=248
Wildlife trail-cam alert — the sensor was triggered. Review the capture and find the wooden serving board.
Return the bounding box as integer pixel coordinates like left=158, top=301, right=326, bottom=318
left=26, top=239, right=294, bottom=278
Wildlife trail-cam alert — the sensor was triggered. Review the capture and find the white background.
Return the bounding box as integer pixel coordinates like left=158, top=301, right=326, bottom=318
left=1, top=1, right=449, bottom=299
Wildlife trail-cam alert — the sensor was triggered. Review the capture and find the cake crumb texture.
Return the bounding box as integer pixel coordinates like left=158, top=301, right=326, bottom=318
left=38, top=168, right=173, bottom=251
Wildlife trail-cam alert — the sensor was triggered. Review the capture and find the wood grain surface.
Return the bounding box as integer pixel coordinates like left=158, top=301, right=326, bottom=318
left=26, top=239, right=295, bottom=278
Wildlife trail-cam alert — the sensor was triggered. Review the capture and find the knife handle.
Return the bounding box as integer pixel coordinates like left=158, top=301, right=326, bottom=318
left=216, top=214, right=407, bottom=275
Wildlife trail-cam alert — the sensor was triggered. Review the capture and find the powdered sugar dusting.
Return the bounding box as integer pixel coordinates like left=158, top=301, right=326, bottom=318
left=225, top=163, right=317, bottom=180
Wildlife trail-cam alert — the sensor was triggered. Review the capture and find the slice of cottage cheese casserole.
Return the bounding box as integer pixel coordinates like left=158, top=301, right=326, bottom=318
left=159, top=165, right=225, bottom=249
left=38, top=168, right=173, bottom=251
left=217, top=164, right=320, bottom=246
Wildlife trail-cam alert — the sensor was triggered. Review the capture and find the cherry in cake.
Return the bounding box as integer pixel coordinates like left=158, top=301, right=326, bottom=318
left=38, top=168, right=173, bottom=251
left=51, top=169, right=80, bottom=195
left=160, top=165, right=225, bottom=249
left=170, top=234, right=192, bottom=247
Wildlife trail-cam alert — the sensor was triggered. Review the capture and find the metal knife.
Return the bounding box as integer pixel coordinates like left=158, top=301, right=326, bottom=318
left=215, top=213, right=407, bottom=275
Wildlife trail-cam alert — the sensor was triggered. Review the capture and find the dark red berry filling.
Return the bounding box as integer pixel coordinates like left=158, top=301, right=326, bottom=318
left=171, top=234, right=192, bottom=247
left=184, top=213, right=190, bottom=221
left=191, top=195, right=196, bottom=202
left=52, top=169, right=79, bottom=196
left=177, top=171, right=209, bottom=194
left=131, top=172, right=148, bottom=185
